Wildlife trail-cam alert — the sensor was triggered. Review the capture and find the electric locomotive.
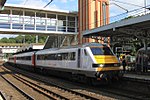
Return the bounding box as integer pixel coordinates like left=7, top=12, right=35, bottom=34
left=8, top=43, right=123, bottom=83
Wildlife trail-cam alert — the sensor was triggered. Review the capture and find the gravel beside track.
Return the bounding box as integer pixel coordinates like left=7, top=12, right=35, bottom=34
left=3, top=63, right=150, bottom=100
left=0, top=74, right=34, bottom=100
left=1, top=66, right=110, bottom=100
left=0, top=67, right=51, bottom=100
left=2, top=64, right=117, bottom=100
left=0, top=67, right=28, bottom=100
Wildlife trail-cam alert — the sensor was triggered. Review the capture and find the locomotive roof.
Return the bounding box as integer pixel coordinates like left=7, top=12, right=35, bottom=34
left=35, top=43, right=108, bottom=54
left=43, top=43, right=106, bottom=50
left=14, top=43, right=108, bottom=54
left=82, top=42, right=105, bottom=47
left=14, top=49, right=39, bottom=55
left=60, top=42, right=106, bottom=49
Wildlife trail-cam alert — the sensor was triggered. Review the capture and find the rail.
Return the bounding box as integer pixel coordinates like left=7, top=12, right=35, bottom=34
left=0, top=91, right=6, bottom=100
left=2, top=65, right=100, bottom=100
left=0, top=74, right=34, bottom=100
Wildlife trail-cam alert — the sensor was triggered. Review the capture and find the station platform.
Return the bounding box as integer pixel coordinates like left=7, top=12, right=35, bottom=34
left=123, top=72, right=150, bottom=82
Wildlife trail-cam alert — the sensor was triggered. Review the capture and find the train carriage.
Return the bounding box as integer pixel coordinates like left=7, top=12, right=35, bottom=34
left=136, top=47, right=150, bottom=72
left=13, top=52, right=36, bottom=71
left=8, top=43, right=123, bottom=84
left=35, top=43, right=123, bottom=82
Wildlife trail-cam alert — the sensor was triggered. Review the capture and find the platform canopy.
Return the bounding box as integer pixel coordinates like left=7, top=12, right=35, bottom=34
left=83, top=13, right=150, bottom=39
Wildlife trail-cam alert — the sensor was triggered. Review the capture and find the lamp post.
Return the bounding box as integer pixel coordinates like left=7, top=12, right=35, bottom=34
left=144, top=0, right=146, bottom=14
left=0, top=0, right=6, bottom=10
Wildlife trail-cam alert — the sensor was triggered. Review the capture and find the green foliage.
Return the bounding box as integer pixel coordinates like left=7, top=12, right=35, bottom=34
left=15, top=35, right=24, bottom=43
left=24, top=35, right=35, bottom=44
left=0, top=35, right=47, bottom=44
left=0, top=37, right=8, bottom=43
left=39, top=36, right=47, bottom=43
left=9, top=37, right=16, bottom=43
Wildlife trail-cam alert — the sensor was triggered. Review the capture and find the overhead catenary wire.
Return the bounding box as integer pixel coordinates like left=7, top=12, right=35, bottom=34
left=78, top=0, right=150, bottom=31
left=1, top=0, right=149, bottom=39
left=43, top=0, right=54, bottom=8
left=23, top=0, right=29, bottom=5
left=2, top=0, right=149, bottom=33
left=110, top=0, right=150, bottom=10
left=80, top=4, right=150, bottom=32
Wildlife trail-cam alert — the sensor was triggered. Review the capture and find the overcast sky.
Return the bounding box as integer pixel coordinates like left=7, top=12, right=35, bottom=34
left=0, top=0, right=150, bottom=38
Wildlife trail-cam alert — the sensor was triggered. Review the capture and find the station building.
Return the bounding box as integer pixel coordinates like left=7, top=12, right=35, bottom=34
left=0, top=43, right=44, bottom=61
left=0, top=43, right=22, bottom=61
left=78, top=0, right=110, bottom=44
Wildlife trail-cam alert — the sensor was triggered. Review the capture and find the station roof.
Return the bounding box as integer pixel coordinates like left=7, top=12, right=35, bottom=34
left=83, top=13, right=150, bottom=38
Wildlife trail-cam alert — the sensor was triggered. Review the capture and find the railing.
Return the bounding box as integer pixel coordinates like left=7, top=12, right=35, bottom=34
left=0, top=14, right=77, bottom=33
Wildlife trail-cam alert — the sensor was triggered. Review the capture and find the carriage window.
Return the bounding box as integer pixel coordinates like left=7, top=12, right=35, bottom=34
left=57, top=54, right=62, bottom=60
left=90, top=47, right=113, bottom=55
left=37, top=52, right=75, bottom=60
left=68, top=52, right=76, bottom=60
left=84, top=49, right=87, bottom=56
left=16, top=56, right=31, bottom=60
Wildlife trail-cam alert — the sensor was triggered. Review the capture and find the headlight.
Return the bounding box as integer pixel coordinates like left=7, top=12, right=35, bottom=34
left=114, top=63, right=120, bottom=67
left=114, top=64, right=118, bottom=67
left=99, top=64, right=104, bottom=67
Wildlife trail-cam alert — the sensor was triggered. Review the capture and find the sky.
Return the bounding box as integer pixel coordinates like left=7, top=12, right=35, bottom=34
left=5, top=0, right=150, bottom=15
left=0, top=0, right=150, bottom=38
left=6, top=0, right=78, bottom=11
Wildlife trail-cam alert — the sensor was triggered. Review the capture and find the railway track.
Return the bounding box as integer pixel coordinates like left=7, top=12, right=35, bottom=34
left=97, top=86, right=150, bottom=100
left=1, top=66, right=102, bottom=100
left=3, top=64, right=150, bottom=100
left=11, top=74, right=71, bottom=100
left=0, top=91, right=6, bottom=100
left=0, top=73, right=34, bottom=100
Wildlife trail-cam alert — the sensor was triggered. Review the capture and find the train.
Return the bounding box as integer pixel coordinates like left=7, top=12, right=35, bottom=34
left=8, top=43, right=123, bottom=84
left=136, top=47, right=150, bottom=72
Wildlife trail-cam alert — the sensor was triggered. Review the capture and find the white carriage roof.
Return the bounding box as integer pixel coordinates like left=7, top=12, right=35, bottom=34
left=37, top=43, right=106, bottom=53
left=15, top=43, right=107, bottom=55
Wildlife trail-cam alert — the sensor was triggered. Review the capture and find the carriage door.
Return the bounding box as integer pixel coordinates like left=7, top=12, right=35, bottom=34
left=78, top=49, right=81, bottom=68
left=32, top=53, right=36, bottom=67
left=14, top=56, right=16, bottom=64
left=82, top=48, right=89, bottom=69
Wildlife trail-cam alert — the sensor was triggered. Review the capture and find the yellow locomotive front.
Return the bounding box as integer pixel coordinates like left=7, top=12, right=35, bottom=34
left=90, top=45, right=123, bottom=80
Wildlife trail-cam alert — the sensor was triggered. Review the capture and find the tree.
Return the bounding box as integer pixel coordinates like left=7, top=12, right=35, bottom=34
left=38, top=36, right=47, bottom=43
left=0, top=37, right=8, bottom=43
left=8, top=37, right=16, bottom=43
left=0, top=35, right=47, bottom=44
left=24, top=35, right=35, bottom=43
left=15, top=35, right=24, bottom=43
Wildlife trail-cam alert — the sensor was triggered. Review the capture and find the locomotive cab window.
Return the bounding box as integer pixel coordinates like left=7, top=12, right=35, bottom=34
left=90, top=47, right=113, bottom=55
left=84, top=49, right=88, bottom=56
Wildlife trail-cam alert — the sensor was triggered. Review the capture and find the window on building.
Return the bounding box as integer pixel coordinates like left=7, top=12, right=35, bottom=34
left=102, top=2, right=107, bottom=25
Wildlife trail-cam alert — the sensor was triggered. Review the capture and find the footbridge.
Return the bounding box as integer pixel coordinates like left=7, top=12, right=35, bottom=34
left=0, top=4, right=78, bottom=48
